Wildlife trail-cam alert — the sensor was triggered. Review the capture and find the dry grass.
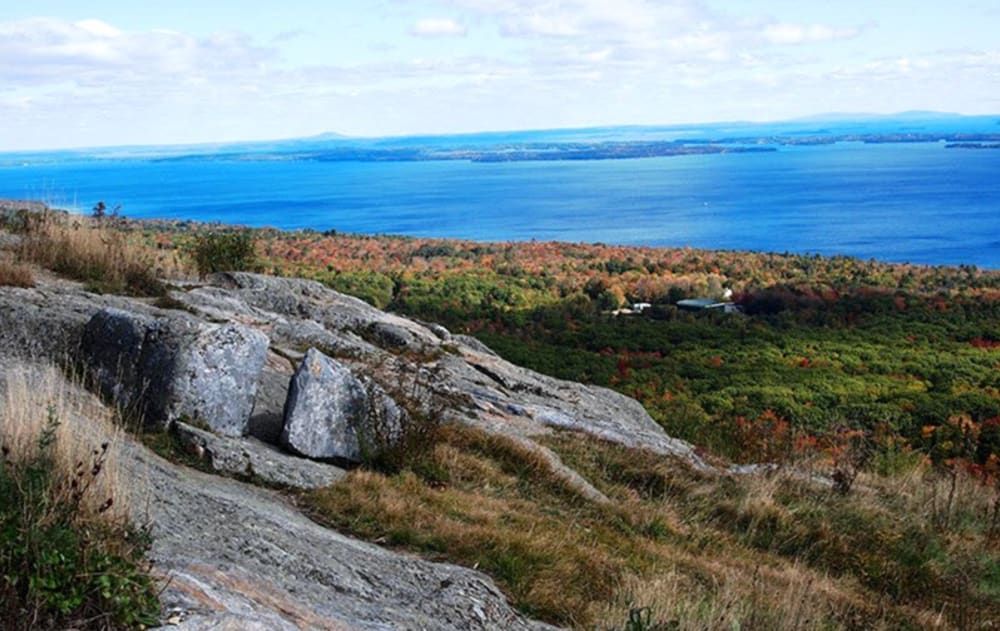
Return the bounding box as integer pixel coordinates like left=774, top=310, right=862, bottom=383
left=306, top=424, right=1000, bottom=629
left=597, top=564, right=864, bottom=631
left=0, top=362, right=159, bottom=628
left=306, top=426, right=887, bottom=628
left=864, top=462, right=999, bottom=533
left=16, top=212, right=191, bottom=295
left=307, top=425, right=632, bottom=624
left=0, top=255, right=35, bottom=288
left=0, top=363, right=131, bottom=522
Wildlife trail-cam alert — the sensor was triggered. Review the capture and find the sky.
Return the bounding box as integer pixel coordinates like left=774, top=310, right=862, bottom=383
left=1, top=0, right=999, bottom=150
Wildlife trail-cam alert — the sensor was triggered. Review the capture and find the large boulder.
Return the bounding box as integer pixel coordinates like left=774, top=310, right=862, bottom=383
left=81, top=308, right=269, bottom=436
left=281, top=348, right=404, bottom=463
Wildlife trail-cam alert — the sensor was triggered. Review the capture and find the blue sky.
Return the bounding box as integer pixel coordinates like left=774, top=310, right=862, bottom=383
left=2, top=1, right=998, bottom=150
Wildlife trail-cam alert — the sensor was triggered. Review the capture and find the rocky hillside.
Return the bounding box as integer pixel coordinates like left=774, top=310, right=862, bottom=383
left=5, top=209, right=997, bottom=629
left=0, top=264, right=704, bottom=628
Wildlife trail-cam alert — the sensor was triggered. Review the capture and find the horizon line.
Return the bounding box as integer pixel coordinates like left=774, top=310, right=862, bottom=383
left=3, top=109, right=998, bottom=155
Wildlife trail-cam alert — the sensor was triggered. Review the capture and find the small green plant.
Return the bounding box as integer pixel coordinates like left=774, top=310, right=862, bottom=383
left=190, top=231, right=258, bottom=277
left=355, top=369, right=445, bottom=475
left=619, top=607, right=665, bottom=631
left=0, top=409, right=159, bottom=629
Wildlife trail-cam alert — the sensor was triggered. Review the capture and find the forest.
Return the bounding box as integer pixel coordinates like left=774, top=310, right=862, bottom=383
left=163, top=226, right=1000, bottom=471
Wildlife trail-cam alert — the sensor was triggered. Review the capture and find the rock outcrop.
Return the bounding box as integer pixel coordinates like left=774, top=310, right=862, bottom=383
left=215, top=272, right=706, bottom=465
left=0, top=224, right=713, bottom=629
left=0, top=363, right=555, bottom=630
left=82, top=307, right=269, bottom=435
left=0, top=268, right=707, bottom=475
left=138, top=428, right=556, bottom=631
left=173, top=421, right=347, bottom=490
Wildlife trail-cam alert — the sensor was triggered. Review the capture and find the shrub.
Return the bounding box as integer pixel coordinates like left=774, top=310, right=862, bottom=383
left=0, top=258, right=34, bottom=288
left=321, top=271, right=395, bottom=308
left=0, top=366, right=159, bottom=629
left=190, top=231, right=257, bottom=277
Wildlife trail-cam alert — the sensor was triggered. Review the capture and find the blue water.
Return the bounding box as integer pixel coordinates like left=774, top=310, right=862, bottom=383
left=1, top=141, right=998, bottom=268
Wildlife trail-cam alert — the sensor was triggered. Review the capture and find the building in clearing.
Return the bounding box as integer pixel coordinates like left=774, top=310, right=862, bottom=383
left=676, top=298, right=741, bottom=313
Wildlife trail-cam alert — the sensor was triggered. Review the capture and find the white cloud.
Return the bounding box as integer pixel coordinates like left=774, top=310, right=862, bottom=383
left=0, top=17, right=273, bottom=86
left=499, top=13, right=580, bottom=37
left=410, top=18, right=467, bottom=37
left=762, top=23, right=861, bottom=45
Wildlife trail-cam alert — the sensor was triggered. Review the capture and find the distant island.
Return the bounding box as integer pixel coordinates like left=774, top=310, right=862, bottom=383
left=945, top=142, right=1000, bottom=149
left=154, top=142, right=778, bottom=164
left=148, top=132, right=1000, bottom=164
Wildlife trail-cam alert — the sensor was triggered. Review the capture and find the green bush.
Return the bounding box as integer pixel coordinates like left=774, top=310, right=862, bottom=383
left=191, top=231, right=257, bottom=277
left=321, top=271, right=395, bottom=308
left=0, top=412, right=159, bottom=629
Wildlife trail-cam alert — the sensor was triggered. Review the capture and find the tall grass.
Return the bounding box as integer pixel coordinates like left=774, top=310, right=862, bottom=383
left=0, top=256, right=34, bottom=288
left=0, top=364, right=159, bottom=629
left=16, top=212, right=189, bottom=295
left=306, top=423, right=1000, bottom=629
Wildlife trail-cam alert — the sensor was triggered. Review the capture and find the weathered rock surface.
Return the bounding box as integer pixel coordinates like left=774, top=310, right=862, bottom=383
left=247, top=358, right=295, bottom=444
left=0, top=284, right=130, bottom=361
left=151, top=320, right=269, bottom=436
left=1, top=267, right=706, bottom=471
left=0, top=364, right=555, bottom=630
left=282, top=348, right=404, bottom=463
left=282, top=348, right=369, bottom=461
left=81, top=307, right=155, bottom=410
left=81, top=308, right=269, bottom=435
left=367, top=321, right=417, bottom=349
left=173, top=421, right=347, bottom=490
left=135, top=436, right=555, bottom=630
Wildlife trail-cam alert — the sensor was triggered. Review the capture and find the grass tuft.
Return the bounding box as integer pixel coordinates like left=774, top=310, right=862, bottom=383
left=16, top=212, right=188, bottom=296
left=0, top=256, right=35, bottom=288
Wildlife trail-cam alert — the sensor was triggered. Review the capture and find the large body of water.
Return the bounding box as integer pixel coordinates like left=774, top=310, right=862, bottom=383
left=1, top=141, right=998, bottom=268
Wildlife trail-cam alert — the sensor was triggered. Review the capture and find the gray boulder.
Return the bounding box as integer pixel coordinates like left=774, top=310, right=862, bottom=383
left=429, top=323, right=451, bottom=341
left=81, top=308, right=269, bottom=436
left=282, top=348, right=404, bottom=463
left=282, top=348, right=368, bottom=461
left=160, top=322, right=269, bottom=436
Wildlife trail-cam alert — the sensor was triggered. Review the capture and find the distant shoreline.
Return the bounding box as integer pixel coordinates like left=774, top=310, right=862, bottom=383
left=144, top=133, right=1000, bottom=165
